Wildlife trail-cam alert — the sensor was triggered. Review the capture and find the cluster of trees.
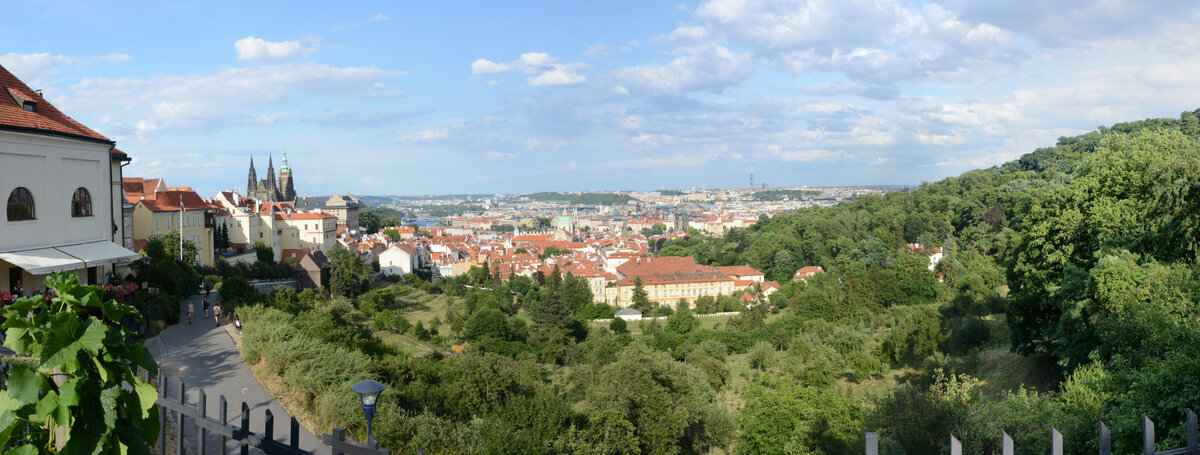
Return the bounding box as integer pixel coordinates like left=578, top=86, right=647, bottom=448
left=525, top=192, right=635, bottom=206
left=359, top=207, right=406, bottom=233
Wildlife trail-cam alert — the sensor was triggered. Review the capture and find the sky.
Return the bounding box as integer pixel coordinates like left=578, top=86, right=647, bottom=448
left=4, top=0, right=1200, bottom=197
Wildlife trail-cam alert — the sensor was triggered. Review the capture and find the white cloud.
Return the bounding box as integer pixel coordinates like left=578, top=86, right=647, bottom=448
left=471, top=58, right=512, bottom=75
left=612, top=44, right=751, bottom=94
left=0, top=52, right=132, bottom=88
left=654, top=25, right=710, bottom=43
left=529, top=66, right=588, bottom=86
left=767, top=145, right=845, bottom=162
left=394, top=129, right=449, bottom=143
left=234, top=37, right=316, bottom=62
left=584, top=44, right=610, bottom=57
left=367, top=13, right=389, bottom=21
left=61, top=62, right=406, bottom=140
left=612, top=85, right=630, bottom=96
left=519, top=52, right=555, bottom=68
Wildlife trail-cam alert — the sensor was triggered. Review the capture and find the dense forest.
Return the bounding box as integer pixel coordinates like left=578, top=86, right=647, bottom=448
left=236, top=110, right=1200, bottom=454
left=525, top=192, right=636, bottom=206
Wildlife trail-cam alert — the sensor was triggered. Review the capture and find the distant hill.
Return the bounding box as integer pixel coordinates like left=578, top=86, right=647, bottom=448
left=525, top=192, right=635, bottom=205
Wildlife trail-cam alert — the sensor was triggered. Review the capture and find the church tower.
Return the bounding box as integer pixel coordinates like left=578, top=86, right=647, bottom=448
left=247, top=157, right=258, bottom=196
left=278, top=151, right=296, bottom=202
left=266, top=155, right=279, bottom=201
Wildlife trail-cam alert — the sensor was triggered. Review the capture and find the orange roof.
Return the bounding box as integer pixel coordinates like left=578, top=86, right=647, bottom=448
left=715, top=265, right=764, bottom=278
left=616, top=256, right=734, bottom=286
left=281, top=249, right=311, bottom=261
left=136, top=189, right=213, bottom=212
left=0, top=64, right=110, bottom=143
left=275, top=212, right=336, bottom=220
left=794, top=266, right=825, bottom=278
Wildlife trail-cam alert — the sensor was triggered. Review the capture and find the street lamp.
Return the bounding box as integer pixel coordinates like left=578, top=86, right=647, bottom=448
left=351, top=379, right=386, bottom=447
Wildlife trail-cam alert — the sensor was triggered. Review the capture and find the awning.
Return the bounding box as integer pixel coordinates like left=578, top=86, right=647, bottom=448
left=0, top=240, right=140, bottom=276
left=0, top=248, right=85, bottom=275
left=56, top=241, right=141, bottom=267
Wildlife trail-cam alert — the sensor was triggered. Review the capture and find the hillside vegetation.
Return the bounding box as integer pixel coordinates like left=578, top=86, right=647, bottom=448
left=236, top=110, right=1200, bottom=454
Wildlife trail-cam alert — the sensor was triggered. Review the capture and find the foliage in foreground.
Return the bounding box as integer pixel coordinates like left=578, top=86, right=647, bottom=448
left=1, top=272, right=159, bottom=454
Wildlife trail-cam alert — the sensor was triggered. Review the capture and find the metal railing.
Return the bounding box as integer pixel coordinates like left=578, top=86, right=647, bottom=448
left=865, top=409, right=1199, bottom=455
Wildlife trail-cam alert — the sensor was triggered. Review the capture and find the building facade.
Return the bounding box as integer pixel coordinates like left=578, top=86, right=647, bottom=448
left=0, top=64, right=140, bottom=294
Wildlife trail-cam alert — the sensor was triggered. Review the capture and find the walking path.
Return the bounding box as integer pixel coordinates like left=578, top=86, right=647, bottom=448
left=147, top=294, right=326, bottom=454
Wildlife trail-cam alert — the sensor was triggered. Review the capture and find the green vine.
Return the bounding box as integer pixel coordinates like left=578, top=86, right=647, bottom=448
left=1, top=272, right=159, bottom=454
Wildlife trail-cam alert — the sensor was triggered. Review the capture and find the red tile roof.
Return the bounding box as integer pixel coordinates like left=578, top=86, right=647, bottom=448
left=136, top=190, right=214, bottom=212
left=0, top=64, right=111, bottom=143
left=616, top=256, right=733, bottom=286
left=715, top=265, right=764, bottom=278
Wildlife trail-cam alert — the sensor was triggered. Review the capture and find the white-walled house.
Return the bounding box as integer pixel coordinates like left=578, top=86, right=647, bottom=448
left=379, top=244, right=418, bottom=276
left=0, top=64, right=140, bottom=294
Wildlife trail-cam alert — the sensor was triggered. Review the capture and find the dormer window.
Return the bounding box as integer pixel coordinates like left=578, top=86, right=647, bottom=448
left=7, top=88, right=36, bottom=112
left=22, top=103, right=34, bottom=112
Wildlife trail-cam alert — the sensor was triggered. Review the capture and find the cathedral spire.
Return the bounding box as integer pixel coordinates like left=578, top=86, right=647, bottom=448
left=279, top=149, right=291, bottom=174
left=246, top=156, right=258, bottom=194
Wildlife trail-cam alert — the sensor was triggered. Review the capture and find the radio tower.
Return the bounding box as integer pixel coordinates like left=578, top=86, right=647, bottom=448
left=749, top=166, right=754, bottom=190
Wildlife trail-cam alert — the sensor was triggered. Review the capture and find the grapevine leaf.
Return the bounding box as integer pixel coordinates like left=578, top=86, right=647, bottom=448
left=59, top=380, right=80, bottom=407
left=93, top=357, right=110, bottom=382
left=0, top=410, right=15, bottom=449
left=0, top=390, right=19, bottom=413
left=6, top=444, right=36, bottom=455
left=2, top=327, right=32, bottom=354
left=33, top=391, right=59, bottom=425
left=78, top=319, right=108, bottom=356
left=100, top=385, right=121, bottom=429
left=6, top=364, right=41, bottom=405
left=134, top=381, right=158, bottom=418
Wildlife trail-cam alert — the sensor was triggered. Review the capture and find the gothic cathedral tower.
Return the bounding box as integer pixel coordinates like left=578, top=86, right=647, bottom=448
left=266, top=156, right=279, bottom=201
left=247, top=156, right=258, bottom=195
left=279, top=152, right=296, bottom=202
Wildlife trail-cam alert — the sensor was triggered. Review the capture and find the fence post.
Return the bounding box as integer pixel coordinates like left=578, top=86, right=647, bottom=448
left=241, top=402, right=250, bottom=455
left=1002, top=431, right=1013, bottom=455
left=290, top=417, right=300, bottom=450
left=1143, top=416, right=1155, bottom=455
left=1099, top=421, right=1111, bottom=455
left=1188, top=408, right=1198, bottom=449
left=328, top=427, right=347, bottom=455
left=264, top=408, right=274, bottom=442
left=176, top=378, right=185, bottom=455
left=1052, top=427, right=1063, bottom=455
left=159, top=375, right=167, bottom=455
left=865, top=432, right=878, bottom=455
left=199, top=389, right=207, bottom=455
left=950, top=435, right=961, bottom=455
left=219, top=395, right=228, bottom=455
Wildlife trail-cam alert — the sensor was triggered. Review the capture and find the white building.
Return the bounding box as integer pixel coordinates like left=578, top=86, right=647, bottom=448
left=378, top=244, right=418, bottom=276
left=0, top=64, right=140, bottom=294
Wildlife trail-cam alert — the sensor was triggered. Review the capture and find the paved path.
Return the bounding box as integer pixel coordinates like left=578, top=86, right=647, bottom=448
left=147, top=294, right=326, bottom=454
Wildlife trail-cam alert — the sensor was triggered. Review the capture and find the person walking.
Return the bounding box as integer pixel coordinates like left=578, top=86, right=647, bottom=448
left=213, top=302, right=222, bottom=327
left=202, top=297, right=210, bottom=317
left=186, top=300, right=194, bottom=324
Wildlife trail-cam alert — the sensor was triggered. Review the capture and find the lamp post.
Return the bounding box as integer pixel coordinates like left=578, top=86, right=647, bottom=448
left=351, top=379, right=385, bottom=447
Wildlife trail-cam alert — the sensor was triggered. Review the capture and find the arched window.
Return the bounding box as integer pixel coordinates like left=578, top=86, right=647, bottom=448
left=72, top=187, right=93, bottom=217
left=7, top=187, right=35, bottom=221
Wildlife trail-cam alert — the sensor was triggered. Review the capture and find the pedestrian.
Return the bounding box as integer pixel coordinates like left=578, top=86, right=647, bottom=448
left=13, top=280, right=22, bottom=298
left=213, top=302, right=222, bottom=327
left=186, top=300, right=194, bottom=324
left=233, top=315, right=242, bottom=332
left=202, top=298, right=210, bottom=317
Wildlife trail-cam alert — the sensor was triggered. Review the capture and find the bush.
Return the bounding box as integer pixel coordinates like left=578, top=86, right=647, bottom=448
left=947, top=317, right=992, bottom=354
left=748, top=341, right=776, bottom=370
left=609, top=317, right=628, bottom=334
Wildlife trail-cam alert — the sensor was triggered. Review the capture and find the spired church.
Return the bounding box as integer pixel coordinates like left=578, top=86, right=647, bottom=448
left=246, top=153, right=296, bottom=202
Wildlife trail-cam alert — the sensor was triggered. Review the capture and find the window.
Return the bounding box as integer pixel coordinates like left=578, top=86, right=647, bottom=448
left=156, top=219, right=160, bottom=230
left=7, top=187, right=35, bottom=221
left=71, top=187, right=93, bottom=217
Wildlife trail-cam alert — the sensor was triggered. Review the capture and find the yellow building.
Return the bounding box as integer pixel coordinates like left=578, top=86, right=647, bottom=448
left=274, top=211, right=338, bottom=252
left=126, top=183, right=216, bottom=266
left=614, top=256, right=735, bottom=308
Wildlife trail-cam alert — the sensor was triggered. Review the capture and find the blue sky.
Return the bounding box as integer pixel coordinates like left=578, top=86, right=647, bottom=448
left=5, top=0, right=1200, bottom=196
